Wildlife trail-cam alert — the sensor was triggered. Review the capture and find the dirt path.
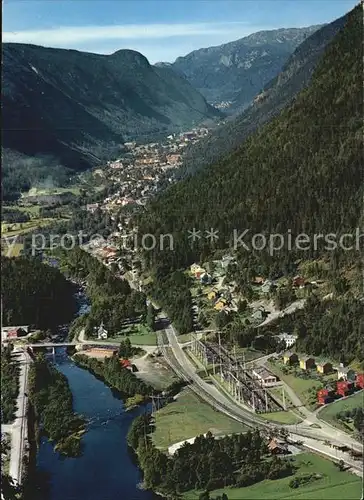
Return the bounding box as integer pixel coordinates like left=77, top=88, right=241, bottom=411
left=258, top=298, right=306, bottom=327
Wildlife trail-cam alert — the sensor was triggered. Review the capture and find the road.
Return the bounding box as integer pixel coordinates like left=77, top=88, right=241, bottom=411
left=158, top=316, right=363, bottom=474
left=1, top=349, right=31, bottom=486
left=85, top=263, right=364, bottom=472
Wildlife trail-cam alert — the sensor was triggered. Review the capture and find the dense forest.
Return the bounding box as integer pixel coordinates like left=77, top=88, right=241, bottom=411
left=58, top=248, right=147, bottom=335
left=136, top=6, right=362, bottom=359
left=279, top=295, right=364, bottom=363
left=74, top=352, right=153, bottom=398
left=128, top=414, right=294, bottom=496
left=1, top=345, right=20, bottom=424
left=28, top=354, right=85, bottom=457
left=147, top=270, right=193, bottom=334
left=1, top=256, right=77, bottom=329
left=139, top=6, right=362, bottom=275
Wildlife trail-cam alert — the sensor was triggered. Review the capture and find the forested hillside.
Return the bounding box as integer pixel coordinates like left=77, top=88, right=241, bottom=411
left=139, top=5, right=362, bottom=275
left=1, top=256, right=78, bottom=328
left=179, top=12, right=349, bottom=177
left=58, top=248, right=147, bottom=335
left=3, top=44, right=220, bottom=199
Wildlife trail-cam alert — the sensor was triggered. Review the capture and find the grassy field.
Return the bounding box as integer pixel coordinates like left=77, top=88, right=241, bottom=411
left=22, top=186, right=82, bottom=197
left=3, top=204, right=41, bottom=216
left=97, top=332, right=157, bottom=346
left=177, top=333, right=193, bottom=343
left=260, top=410, right=302, bottom=425
left=268, top=362, right=322, bottom=409
left=1, top=242, right=24, bottom=257
left=152, top=388, right=247, bottom=450
left=318, top=391, right=364, bottom=431
left=127, top=333, right=157, bottom=345
left=2, top=219, right=54, bottom=237
left=96, top=323, right=158, bottom=346
left=183, top=453, right=362, bottom=499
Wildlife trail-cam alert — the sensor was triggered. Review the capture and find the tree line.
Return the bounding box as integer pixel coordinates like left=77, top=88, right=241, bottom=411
left=1, top=345, right=20, bottom=424
left=127, top=414, right=294, bottom=497
left=28, top=354, right=86, bottom=457
left=147, top=270, right=193, bottom=335
left=58, top=248, right=147, bottom=336
left=74, top=352, right=153, bottom=399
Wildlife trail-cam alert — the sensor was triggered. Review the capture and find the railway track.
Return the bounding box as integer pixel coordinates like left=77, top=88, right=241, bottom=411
left=199, top=340, right=283, bottom=412
left=156, top=331, right=271, bottom=430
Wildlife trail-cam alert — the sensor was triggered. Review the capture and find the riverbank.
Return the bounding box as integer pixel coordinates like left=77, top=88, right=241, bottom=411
left=35, top=354, right=158, bottom=500
left=28, top=355, right=86, bottom=458
left=73, top=353, right=153, bottom=402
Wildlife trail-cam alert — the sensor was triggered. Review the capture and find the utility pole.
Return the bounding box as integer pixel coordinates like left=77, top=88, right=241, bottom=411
left=218, top=332, right=223, bottom=381
left=242, top=351, right=247, bottom=380
left=151, top=394, right=161, bottom=416
left=282, top=386, right=286, bottom=410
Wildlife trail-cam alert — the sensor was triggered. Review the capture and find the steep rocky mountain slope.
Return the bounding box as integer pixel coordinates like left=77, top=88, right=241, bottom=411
left=2, top=44, right=220, bottom=172
left=161, top=25, right=322, bottom=111
left=179, top=13, right=349, bottom=177
left=140, top=5, right=362, bottom=271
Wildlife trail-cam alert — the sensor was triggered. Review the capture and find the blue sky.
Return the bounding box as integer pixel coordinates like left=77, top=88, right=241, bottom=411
left=3, top=0, right=358, bottom=63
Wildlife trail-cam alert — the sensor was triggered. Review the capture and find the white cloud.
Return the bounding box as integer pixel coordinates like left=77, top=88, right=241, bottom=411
left=3, top=21, right=269, bottom=46
left=3, top=21, right=275, bottom=62
left=3, top=22, right=250, bottom=44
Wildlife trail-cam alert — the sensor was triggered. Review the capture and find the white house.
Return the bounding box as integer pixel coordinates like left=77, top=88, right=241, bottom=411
left=276, top=333, right=298, bottom=348
left=97, top=322, right=108, bottom=340
left=252, top=366, right=278, bottom=386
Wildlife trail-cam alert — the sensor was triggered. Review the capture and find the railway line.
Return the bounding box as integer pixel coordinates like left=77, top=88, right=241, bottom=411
left=157, top=326, right=363, bottom=458
left=194, top=338, right=284, bottom=413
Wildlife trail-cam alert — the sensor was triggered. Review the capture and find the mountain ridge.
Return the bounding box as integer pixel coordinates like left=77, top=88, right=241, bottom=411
left=139, top=5, right=362, bottom=272
left=162, top=25, right=323, bottom=110
left=2, top=43, right=220, bottom=198
left=178, top=12, right=349, bottom=177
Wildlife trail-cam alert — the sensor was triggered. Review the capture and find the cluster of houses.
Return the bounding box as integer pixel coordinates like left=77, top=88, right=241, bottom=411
left=282, top=351, right=364, bottom=404
left=317, top=373, right=364, bottom=405
left=190, top=256, right=237, bottom=313
left=190, top=263, right=213, bottom=285
left=282, top=352, right=338, bottom=374
left=252, top=275, right=320, bottom=294
left=94, top=128, right=210, bottom=214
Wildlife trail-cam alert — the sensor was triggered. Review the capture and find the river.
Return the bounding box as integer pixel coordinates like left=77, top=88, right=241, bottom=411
left=36, top=350, right=158, bottom=500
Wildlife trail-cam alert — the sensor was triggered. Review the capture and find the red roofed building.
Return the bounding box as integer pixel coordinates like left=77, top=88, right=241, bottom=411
left=293, top=275, right=305, bottom=288
left=119, top=359, right=136, bottom=372
left=356, top=373, right=364, bottom=389
left=2, top=326, right=29, bottom=340
left=336, top=380, right=354, bottom=397
left=317, top=388, right=330, bottom=405
left=120, top=359, right=131, bottom=368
